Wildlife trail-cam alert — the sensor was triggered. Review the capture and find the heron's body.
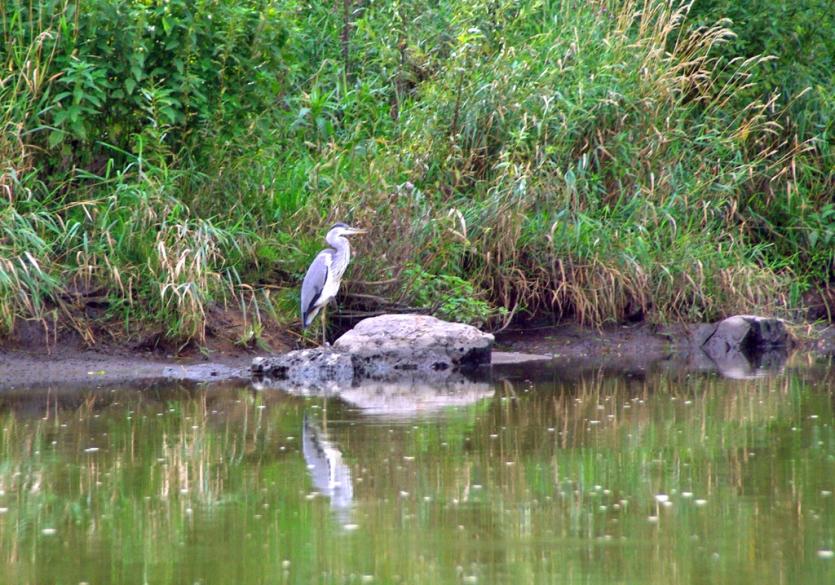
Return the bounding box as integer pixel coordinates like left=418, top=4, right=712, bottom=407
left=300, top=223, right=365, bottom=342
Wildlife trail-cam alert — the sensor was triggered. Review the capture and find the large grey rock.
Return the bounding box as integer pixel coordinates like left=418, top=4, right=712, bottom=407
left=251, top=314, right=493, bottom=389
left=333, top=314, right=493, bottom=377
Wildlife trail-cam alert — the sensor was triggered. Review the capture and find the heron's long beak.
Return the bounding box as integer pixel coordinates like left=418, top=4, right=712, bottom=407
left=348, top=228, right=367, bottom=235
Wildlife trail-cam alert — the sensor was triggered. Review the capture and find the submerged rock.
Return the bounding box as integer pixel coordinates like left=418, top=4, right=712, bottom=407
left=251, top=348, right=353, bottom=387
left=251, top=314, right=494, bottom=387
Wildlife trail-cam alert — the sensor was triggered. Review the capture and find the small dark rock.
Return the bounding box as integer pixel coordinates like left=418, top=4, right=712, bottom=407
left=698, top=315, right=793, bottom=378
left=701, top=315, right=791, bottom=357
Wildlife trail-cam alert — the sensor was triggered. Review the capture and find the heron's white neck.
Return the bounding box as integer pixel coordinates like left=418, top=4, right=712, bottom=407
left=326, top=231, right=351, bottom=264
left=326, top=232, right=350, bottom=253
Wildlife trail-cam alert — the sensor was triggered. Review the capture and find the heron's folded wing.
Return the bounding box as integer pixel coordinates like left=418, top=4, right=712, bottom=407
left=301, top=250, right=332, bottom=324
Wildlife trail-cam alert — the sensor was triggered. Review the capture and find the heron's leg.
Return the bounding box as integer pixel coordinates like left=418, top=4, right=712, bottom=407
left=321, top=304, right=327, bottom=345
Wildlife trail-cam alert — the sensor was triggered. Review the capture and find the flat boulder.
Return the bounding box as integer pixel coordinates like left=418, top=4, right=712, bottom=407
left=333, top=314, right=493, bottom=377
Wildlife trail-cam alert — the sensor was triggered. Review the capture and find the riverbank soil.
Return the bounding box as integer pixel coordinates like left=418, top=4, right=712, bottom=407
left=0, top=308, right=287, bottom=389
left=495, top=323, right=676, bottom=359
left=3, top=316, right=832, bottom=391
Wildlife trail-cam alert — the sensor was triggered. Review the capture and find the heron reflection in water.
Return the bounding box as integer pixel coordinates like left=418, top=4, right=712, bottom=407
left=302, top=415, right=353, bottom=518
left=300, top=223, right=366, bottom=344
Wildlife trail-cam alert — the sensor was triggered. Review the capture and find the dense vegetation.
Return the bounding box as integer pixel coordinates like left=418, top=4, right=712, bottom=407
left=1, top=0, right=833, bottom=344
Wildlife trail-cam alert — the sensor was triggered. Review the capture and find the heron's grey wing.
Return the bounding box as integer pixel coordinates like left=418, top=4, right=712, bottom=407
left=301, top=250, right=332, bottom=327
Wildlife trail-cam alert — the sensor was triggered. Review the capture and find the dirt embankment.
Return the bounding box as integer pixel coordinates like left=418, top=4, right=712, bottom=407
left=0, top=312, right=269, bottom=389
left=0, top=347, right=255, bottom=391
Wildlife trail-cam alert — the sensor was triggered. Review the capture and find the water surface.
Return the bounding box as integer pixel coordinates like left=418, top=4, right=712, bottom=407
left=0, top=356, right=833, bottom=584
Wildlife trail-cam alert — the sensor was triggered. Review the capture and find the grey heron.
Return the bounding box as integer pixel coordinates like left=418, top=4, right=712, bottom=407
left=301, top=222, right=366, bottom=343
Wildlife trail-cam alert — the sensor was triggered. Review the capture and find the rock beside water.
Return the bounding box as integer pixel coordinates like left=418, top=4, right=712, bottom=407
left=699, top=315, right=791, bottom=357
left=334, top=314, right=493, bottom=377
left=251, top=314, right=494, bottom=387
left=251, top=348, right=353, bottom=387
left=693, top=315, right=794, bottom=378
left=251, top=313, right=798, bottom=387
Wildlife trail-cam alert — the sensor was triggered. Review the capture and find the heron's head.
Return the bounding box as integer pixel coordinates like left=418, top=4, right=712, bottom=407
left=329, top=222, right=366, bottom=237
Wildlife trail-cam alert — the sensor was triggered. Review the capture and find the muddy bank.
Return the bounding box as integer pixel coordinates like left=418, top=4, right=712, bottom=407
left=1, top=321, right=832, bottom=391
left=0, top=311, right=280, bottom=390
left=0, top=322, right=669, bottom=390
left=0, top=350, right=253, bottom=391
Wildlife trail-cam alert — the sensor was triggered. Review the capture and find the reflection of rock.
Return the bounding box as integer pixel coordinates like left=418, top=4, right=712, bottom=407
left=251, top=375, right=343, bottom=395
left=252, top=314, right=493, bottom=386
left=338, top=377, right=493, bottom=417
left=254, top=373, right=493, bottom=418
left=302, top=417, right=353, bottom=515
left=703, top=347, right=788, bottom=379
left=693, top=315, right=791, bottom=379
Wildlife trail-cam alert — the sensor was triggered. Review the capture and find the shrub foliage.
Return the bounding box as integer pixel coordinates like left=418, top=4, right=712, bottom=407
left=1, top=0, right=832, bottom=342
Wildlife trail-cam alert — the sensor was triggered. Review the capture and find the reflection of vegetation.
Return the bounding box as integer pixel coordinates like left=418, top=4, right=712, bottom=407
left=0, top=388, right=316, bottom=583
left=0, top=366, right=833, bottom=584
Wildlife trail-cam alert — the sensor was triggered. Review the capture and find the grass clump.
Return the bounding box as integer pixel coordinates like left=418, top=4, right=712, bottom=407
left=1, top=0, right=832, bottom=345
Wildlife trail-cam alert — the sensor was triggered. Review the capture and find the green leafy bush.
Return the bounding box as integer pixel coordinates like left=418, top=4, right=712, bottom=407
left=402, top=263, right=506, bottom=327
left=0, top=0, right=832, bottom=343
left=6, top=0, right=289, bottom=161
left=690, top=0, right=834, bottom=141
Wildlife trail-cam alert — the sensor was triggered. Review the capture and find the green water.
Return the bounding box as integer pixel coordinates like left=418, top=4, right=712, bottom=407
left=0, top=358, right=833, bottom=585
